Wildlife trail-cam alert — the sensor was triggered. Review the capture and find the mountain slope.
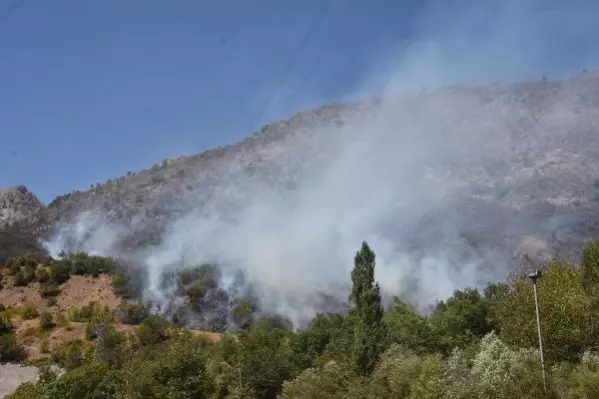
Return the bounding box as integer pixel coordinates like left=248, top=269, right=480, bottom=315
left=43, top=71, right=599, bottom=252
left=4, top=69, right=599, bottom=314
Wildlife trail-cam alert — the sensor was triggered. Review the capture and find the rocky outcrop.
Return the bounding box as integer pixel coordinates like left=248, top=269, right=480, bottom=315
left=0, top=185, right=47, bottom=233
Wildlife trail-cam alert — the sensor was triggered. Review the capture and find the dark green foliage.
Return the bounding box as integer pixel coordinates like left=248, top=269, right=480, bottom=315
left=15, top=242, right=599, bottom=398
left=111, top=273, right=129, bottom=296
left=21, top=265, right=35, bottom=284
left=67, top=252, right=118, bottom=277
left=44, top=362, right=120, bottom=399
left=49, top=259, right=72, bottom=284
left=5, top=382, right=43, bottom=399
left=238, top=318, right=294, bottom=398
left=137, top=315, right=170, bottom=347
left=51, top=339, right=88, bottom=370
left=12, top=270, right=26, bottom=286
left=0, top=333, right=26, bottom=363
left=8, top=262, right=21, bottom=276
left=429, top=288, right=494, bottom=354
left=123, top=336, right=214, bottom=399
left=350, top=241, right=386, bottom=376
left=39, top=282, right=61, bottom=297
left=20, top=302, right=38, bottom=320
left=116, top=301, right=148, bottom=325
left=70, top=302, right=112, bottom=323
left=231, top=297, right=259, bottom=329
left=35, top=267, right=50, bottom=283
left=0, top=315, right=13, bottom=335
left=384, top=299, right=434, bottom=354
left=40, top=311, right=54, bottom=330
left=291, top=313, right=347, bottom=370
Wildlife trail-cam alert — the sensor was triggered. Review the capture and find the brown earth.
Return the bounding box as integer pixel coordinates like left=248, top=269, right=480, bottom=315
left=1, top=274, right=223, bottom=360
left=0, top=273, right=120, bottom=312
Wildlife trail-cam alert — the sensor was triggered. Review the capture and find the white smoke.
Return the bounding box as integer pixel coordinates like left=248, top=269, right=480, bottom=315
left=42, top=211, right=127, bottom=259
left=41, top=0, right=599, bottom=324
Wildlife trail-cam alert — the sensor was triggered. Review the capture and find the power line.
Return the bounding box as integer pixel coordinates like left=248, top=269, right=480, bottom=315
left=249, top=1, right=332, bottom=133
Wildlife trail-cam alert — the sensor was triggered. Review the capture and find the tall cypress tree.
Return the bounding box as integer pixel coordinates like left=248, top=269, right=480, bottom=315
left=350, top=241, right=386, bottom=375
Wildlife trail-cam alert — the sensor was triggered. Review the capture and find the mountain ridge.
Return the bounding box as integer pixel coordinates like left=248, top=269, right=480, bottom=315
left=4, top=69, right=599, bottom=272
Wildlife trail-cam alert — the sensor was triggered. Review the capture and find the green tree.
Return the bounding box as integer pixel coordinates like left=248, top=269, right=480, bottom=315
left=350, top=241, right=386, bottom=376
left=279, top=361, right=356, bottom=399
left=493, top=259, right=595, bottom=363
left=237, top=317, right=294, bottom=398
left=384, top=300, right=433, bottom=354
left=429, top=288, right=494, bottom=354
left=370, top=344, right=449, bottom=399
left=122, top=336, right=214, bottom=399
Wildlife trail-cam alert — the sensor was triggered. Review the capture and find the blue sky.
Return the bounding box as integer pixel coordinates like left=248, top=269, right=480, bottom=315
left=1, top=0, right=599, bottom=203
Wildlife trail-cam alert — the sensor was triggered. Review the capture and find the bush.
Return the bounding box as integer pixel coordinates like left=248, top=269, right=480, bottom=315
left=138, top=315, right=170, bottom=346
left=36, top=268, right=50, bottom=283
left=40, top=311, right=54, bottom=330
left=0, top=315, right=13, bottom=335
left=46, top=297, right=57, bottom=307
left=116, top=301, right=148, bottom=325
left=12, top=271, right=26, bottom=287
left=39, top=282, right=61, bottom=298
left=20, top=302, right=38, bottom=320
left=39, top=338, right=49, bottom=354
left=70, top=302, right=112, bottom=323
left=49, top=260, right=71, bottom=284
left=111, top=273, right=129, bottom=297
left=4, top=382, right=42, bottom=398
left=0, top=333, right=26, bottom=362
left=8, top=262, right=21, bottom=276
left=22, top=265, right=35, bottom=284
left=51, top=339, right=87, bottom=370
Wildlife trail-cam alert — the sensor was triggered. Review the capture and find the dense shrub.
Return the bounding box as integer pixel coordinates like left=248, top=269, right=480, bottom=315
left=40, top=311, right=54, bottom=330
left=0, top=315, right=13, bottom=335
left=0, top=333, right=26, bottom=363
left=49, top=259, right=71, bottom=284
left=116, top=301, right=148, bottom=325
left=35, top=268, right=50, bottom=283
left=111, top=273, right=130, bottom=297
left=39, top=282, right=61, bottom=297
left=20, top=302, right=38, bottom=320
left=21, top=265, right=35, bottom=284
left=12, top=271, right=26, bottom=287
left=51, top=339, right=88, bottom=370
left=70, top=302, right=112, bottom=323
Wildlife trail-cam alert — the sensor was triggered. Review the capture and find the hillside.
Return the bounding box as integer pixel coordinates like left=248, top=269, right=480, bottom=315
left=4, top=69, right=599, bottom=320
left=10, top=70, right=599, bottom=255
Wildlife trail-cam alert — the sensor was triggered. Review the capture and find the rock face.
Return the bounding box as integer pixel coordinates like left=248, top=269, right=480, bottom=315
left=0, top=185, right=47, bottom=233
left=5, top=69, right=599, bottom=266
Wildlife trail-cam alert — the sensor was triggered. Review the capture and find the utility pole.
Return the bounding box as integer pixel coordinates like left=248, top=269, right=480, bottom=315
left=528, top=268, right=547, bottom=395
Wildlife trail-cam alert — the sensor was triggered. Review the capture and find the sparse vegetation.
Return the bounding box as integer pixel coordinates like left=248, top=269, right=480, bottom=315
left=20, top=302, right=38, bottom=320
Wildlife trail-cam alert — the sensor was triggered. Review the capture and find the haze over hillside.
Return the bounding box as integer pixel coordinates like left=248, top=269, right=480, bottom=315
left=2, top=69, right=599, bottom=324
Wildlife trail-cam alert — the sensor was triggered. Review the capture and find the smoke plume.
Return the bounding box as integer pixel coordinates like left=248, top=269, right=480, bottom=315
left=41, top=0, right=599, bottom=325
